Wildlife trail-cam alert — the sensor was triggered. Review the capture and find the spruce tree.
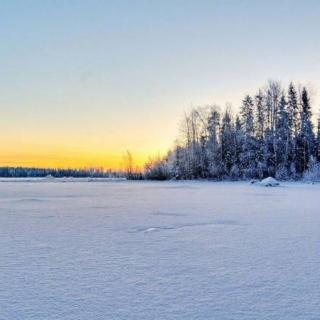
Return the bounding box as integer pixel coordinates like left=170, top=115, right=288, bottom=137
left=296, top=87, right=315, bottom=173
left=240, top=95, right=256, bottom=178
left=288, top=83, right=299, bottom=138
left=232, top=115, right=243, bottom=178
left=207, top=109, right=222, bottom=178
left=317, top=116, right=320, bottom=161
left=287, top=83, right=299, bottom=175
left=255, top=90, right=265, bottom=140
left=275, top=95, right=289, bottom=178
left=220, top=109, right=234, bottom=175
left=255, top=90, right=265, bottom=177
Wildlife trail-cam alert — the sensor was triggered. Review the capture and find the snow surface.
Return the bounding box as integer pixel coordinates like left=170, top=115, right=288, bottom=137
left=0, top=180, right=320, bottom=319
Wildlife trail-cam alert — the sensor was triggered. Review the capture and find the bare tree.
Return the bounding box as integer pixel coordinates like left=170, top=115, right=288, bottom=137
left=123, top=150, right=133, bottom=178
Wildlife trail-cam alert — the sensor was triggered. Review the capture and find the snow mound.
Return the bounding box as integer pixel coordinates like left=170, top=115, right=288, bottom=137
left=260, top=177, right=280, bottom=187
left=43, top=174, right=55, bottom=181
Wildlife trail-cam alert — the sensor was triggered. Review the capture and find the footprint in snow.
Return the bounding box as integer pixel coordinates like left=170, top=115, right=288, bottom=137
left=132, top=220, right=241, bottom=233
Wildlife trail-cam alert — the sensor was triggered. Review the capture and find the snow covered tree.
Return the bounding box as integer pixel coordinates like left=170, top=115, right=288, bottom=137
left=231, top=115, right=243, bottom=178
left=240, top=95, right=257, bottom=178
left=287, top=82, right=300, bottom=138
left=275, top=95, right=289, bottom=179
left=241, top=95, right=255, bottom=136
left=144, top=156, right=170, bottom=180
left=170, top=145, right=188, bottom=179
left=220, top=109, right=235, bottom=176
left=287, top=82, right=300, bottom=175
left=207, top=108, right=223, bottom=178
left=265, top=81, right=281, bottom=133
left=296, top=87, right=315, bottom=173
left=317, top=116, right=320, bottom=161
left=254, top=90, right=266, bottom=177
left=255, top=90, right=265, bottom=141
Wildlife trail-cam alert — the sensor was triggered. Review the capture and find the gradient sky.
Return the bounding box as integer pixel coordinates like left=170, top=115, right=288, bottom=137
left=1, top=0, right=320, bottom=169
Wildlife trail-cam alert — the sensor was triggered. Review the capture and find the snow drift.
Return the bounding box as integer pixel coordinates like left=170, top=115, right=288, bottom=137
left=260, top=177, right=280, bottom=187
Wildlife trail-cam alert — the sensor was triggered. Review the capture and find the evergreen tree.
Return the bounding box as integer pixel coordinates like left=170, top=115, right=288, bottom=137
left=255, top=90, right=266, bottom=177
left=275, top=95, right=289, bottom=179
left=220, top=109, right=235, bottom=175
left=317, top=116, right=320, bottom=161
left=200, top=133, right=209, bottom=178
left=232, top=115, right=243, bottom=178
left=287, top=83, right=299, bottom=175
left=171, top=145, right=187, bottom=179
left=296, top=87, right=315, bottom=173
left=287, top=82, right=299, bottom=138
left=255, top=90, right=265, bottom=140
left=240, top=95, right=257, bottom=178
left=241, top=95, right=255, bottom=136
left=207, top=109, right=222, bottom=178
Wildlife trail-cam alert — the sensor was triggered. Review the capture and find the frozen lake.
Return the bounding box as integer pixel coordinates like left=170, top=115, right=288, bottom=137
left=1, top=180, right=319, bottom=319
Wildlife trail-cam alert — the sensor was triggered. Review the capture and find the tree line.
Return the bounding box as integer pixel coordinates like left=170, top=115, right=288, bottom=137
left=145, top=81, right=320, bottom=181
left=0, top=167, right=122, bottom=178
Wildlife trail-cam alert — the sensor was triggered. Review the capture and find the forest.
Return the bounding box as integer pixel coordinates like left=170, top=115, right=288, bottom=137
left=145, top=81, right=320, bottom=181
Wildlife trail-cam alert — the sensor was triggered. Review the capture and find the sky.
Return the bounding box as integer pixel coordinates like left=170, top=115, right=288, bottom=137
left=1, top=0, right=320, bottom=169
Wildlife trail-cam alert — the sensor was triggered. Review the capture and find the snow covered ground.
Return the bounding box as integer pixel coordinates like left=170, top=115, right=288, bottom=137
left=0, top=180, right=319, bottom=319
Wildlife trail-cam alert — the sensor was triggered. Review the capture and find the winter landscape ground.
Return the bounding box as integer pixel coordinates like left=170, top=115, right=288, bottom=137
left=1, top=180, right=320, bottom=319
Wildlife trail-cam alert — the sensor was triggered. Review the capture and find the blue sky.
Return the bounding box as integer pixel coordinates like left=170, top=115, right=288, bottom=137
left=1, top=0, right=320, bottom=167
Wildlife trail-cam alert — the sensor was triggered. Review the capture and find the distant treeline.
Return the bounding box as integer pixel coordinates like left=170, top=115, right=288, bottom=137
left=0, top=167, right=123, bottom=178
left=145, top=81, right=320, bottom=181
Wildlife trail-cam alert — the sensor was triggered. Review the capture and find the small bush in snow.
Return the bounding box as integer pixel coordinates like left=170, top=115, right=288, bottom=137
left=144, top=158, right=171, bottom=180
left=303, top=160, right=320, bottom=183
left=275, top=166, right=289, bottom=181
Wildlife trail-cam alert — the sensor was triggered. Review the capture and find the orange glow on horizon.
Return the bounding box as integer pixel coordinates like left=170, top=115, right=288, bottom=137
left=0, top=141, right=170, bottom=170
left=0, top=150, right=158, bottom=170
left=0, top=106, right=177, bottom=171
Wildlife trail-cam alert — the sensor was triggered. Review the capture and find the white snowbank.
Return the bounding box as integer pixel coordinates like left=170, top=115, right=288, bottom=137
left=260, top=177, right=280, bottom=187
left=44, top=174, right=55, bottom=181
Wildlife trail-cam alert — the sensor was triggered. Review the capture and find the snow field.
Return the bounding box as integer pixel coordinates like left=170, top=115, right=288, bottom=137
left=0, top=180, right=319, bottom=319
